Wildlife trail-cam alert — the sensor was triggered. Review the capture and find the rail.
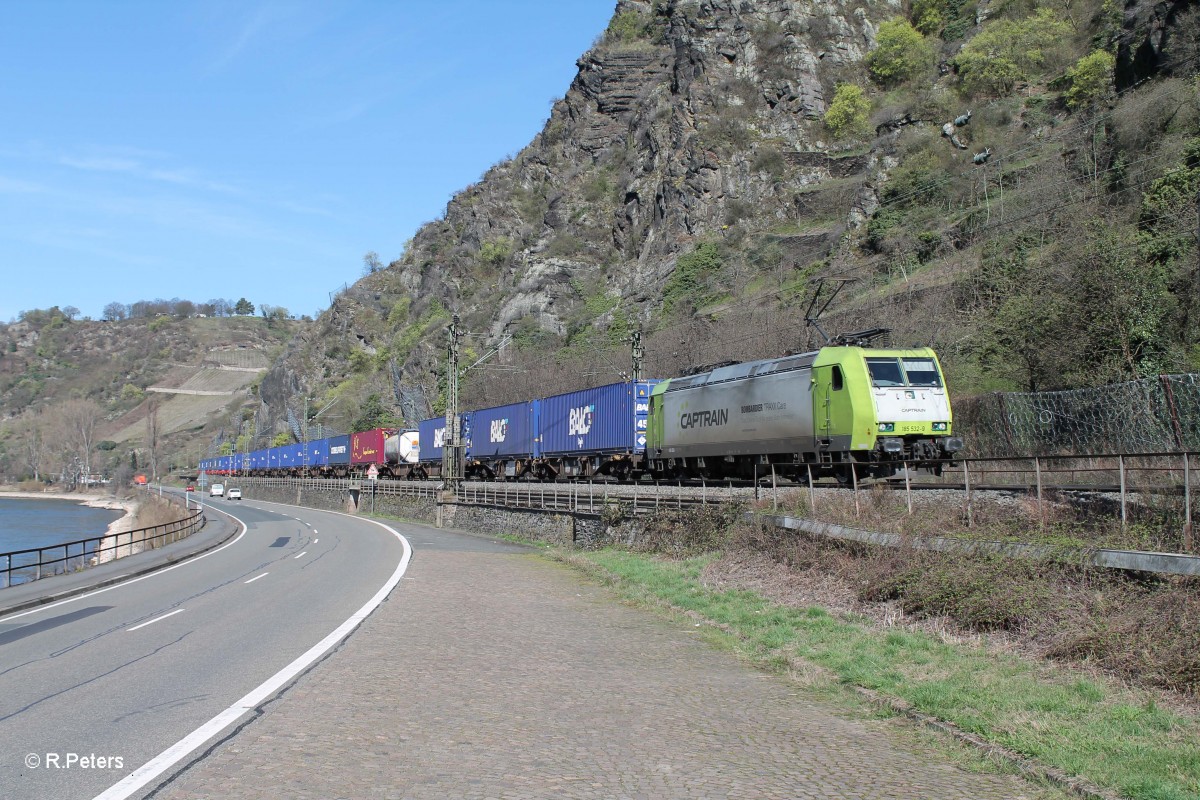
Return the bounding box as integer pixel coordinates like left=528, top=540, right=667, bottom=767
left=0, top=507, right=205, bottom=589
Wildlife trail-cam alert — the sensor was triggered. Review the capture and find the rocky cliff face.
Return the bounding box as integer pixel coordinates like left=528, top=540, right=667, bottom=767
left=253, top=0, right=1200, bottom=441
left=259, top=0, right=900, bottom=436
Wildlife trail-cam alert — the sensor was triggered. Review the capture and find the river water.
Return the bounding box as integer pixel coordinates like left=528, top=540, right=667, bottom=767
left=0, top=497, right=122, bottom=554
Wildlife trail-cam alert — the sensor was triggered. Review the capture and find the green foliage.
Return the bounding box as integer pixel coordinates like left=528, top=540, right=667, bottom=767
left=866, top=19, right=934, bottom=87
left=955, top=9, right=1072, bottom=96
left=219, top=442, right=234, bottom=455
left=148, top=316, right=171, bottom=333
left=479, top=238, right=512, bottom=266
left=911, top=0, right=944, bottom=35
left=1066, top=50, right=1115, bottom=109
left=234, top=298, right=255, bottom=316
left=605, top=9, right=656, bottom=44
left=96, top=440, right=117, bottom=451
left=271, top=431, right=292, bottom=447
left=1071, top=228, right=1175, bottom=380
left=348, top=349, right=372, bottom=374
left=663, top=242, right=722, bottom=315
left=823, top=84, right=872, bottom=139
left=386, top=297, right=411, bottom=328
left=119, top=383, right=144, bottom=403
left=879, top=150, right=949, bottom=207
left=911, top=0, right=975, bottom=39
left=351, top=393, right=399, bottom=433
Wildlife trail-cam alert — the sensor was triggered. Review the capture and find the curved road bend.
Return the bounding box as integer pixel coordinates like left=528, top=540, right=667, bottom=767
left=156, top=510, right=1046, bottom=800
left=0, top=500, right=408, bottom=800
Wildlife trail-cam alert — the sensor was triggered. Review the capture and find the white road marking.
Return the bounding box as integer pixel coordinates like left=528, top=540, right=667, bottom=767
left=294, top=551, right=307, bottom=559
left=244, top=572, right=269, bottom=584
left=93, top=514, right=412, bottom=800
left=127, top=609, right=185, bottom=632
left=313, top=538, right=319, bottom=543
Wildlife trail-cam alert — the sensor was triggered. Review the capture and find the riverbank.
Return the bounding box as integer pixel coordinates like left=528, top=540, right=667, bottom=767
left=0, top=489, right=139, bottom=557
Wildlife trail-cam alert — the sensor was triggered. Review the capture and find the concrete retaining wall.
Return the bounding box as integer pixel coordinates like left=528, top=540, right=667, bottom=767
left=235, top=482, right=646, bottom=548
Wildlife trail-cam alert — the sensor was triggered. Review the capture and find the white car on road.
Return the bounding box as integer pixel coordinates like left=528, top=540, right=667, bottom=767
left=227, top=487, right=243, bottom=500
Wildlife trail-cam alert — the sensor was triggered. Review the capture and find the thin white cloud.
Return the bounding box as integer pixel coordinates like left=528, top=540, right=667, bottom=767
left=58, top=155, right=141, bottom=172
left=0, top=175, right=47, bottom=194
left=207, top=6, right=277, bottom=73
left=147, top=168, right=243, bottom=195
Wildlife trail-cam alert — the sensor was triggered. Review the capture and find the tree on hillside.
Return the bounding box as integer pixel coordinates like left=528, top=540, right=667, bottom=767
left=866, top=19, right=934, bottom=87
left=234, top=298, right=255, bottom=316
left=145, top=398, right=161, bottom=481
left=103, top=302, right=128, bottom=321
left=351, top=394, right=399, bottom=432
left=55, top=398, right=103, bottom=479
left=363, top=251, right=383, bottom=276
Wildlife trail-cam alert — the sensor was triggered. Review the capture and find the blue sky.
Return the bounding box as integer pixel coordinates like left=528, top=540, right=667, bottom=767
left=0, top=1, right=616, bottom=323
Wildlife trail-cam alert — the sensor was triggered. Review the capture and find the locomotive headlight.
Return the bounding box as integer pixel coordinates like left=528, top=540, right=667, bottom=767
left=878, top=422, right=895, bottom=433
left=932, top=422, right=948, bottom=431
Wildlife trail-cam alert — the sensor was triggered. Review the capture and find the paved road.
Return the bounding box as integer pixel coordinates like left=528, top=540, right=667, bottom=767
left=151, top=515, right=1045, bottom=800
left=0, top=500, right=407, bottom=800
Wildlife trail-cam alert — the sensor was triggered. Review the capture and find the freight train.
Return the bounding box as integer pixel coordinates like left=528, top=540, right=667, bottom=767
left=199, top=345, right=962, bottom=484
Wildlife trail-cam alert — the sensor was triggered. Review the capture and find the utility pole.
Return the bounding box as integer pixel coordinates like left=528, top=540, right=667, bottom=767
left=442, top=315, right=463, bottom=485
left=630, top=329, right=644, bottom=382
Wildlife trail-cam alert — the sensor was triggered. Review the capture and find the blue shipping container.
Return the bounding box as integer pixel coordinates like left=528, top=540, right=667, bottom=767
left=468, top=401, right=538, bottom=459
left=417, top=415, right=470, bottom=463
left=278, top=443, right=303, bottom=468
left=305, top=438, right=330, bottom=468
left=539, top=381, right=659, bottom=456
left=417, top=416, right=448, bottom=463
left=327, top=435, right=351, bottom=465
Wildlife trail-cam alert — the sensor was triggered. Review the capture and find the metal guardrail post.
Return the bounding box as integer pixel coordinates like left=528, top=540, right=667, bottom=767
left=851, top=462, right=860, bottom=518
left=1119, top=455, right=1127, bottom=528
left=963, top=459, right=973, bottom=528
left=1184, top=453, right=1193, bottom=552
left=903, top=461, right=912, bottom=515
left=807, top=464, right=815, bottom=513
left=1035, top=457, right=1044, bottom=529
left=771, top=464, right=777, bottom=512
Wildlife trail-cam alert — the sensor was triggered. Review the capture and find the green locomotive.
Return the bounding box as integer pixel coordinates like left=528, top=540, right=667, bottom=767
left=645, top=345, right=962, bottom=482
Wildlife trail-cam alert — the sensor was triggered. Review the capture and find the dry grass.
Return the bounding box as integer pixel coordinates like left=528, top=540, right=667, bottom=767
left=710, top=514, right=1200, bottom=706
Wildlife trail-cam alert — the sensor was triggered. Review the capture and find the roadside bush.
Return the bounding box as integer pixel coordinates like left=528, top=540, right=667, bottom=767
left=860, top=550, right=1060, bottom=631
left=629, top=506, right=741, bottom=556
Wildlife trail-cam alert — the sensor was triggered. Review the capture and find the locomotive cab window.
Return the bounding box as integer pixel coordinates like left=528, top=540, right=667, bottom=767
left=832, top=365, right=843, bottom=390
left=865, top=358, right=905, bottom=387
left=901, top=358, right=942, bottom=387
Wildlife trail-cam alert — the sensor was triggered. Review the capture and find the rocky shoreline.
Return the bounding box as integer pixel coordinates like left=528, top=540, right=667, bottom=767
left=0, top=490, right=140, bottom=560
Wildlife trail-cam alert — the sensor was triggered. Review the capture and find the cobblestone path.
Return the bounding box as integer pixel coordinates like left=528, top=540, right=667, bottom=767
left=153, top=524, right=1043, bottom=799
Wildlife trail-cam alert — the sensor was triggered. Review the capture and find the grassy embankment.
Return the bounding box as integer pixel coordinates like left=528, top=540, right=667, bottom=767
left=516, top=496, right=1200, bottom=800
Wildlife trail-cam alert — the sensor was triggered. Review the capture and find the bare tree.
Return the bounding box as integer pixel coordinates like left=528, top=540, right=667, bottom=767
left=11, top=411, right=50, bottom=481
left=363, top=251, right=383, bottom=276
left=145, top=397, right=161, bottom=481
left=53, top=398, right=103, bottom=479
left=103, top=302, right=128, bottom=321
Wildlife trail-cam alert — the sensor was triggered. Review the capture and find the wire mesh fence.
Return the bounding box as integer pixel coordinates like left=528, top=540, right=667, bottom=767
left=956, top=374, right=1200, bottom=457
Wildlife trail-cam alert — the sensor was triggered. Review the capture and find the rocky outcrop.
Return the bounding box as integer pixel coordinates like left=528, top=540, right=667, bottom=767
left=1116, top=0, right=1200, bottom=89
